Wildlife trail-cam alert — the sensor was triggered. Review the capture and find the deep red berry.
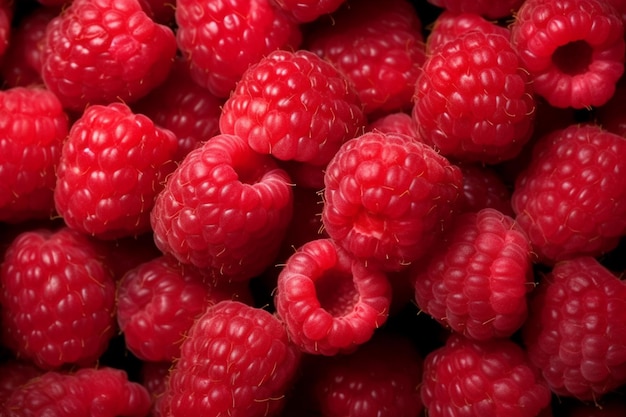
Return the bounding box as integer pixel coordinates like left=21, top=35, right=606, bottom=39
left=270, top=0, right=345, bottom=22
left=150, top=133, right=294, bottom=281
left=368, top=112, right=418, bottom=139
left=510, top=0, right=625, bottom=109
left=426, top=0, right=524, bottom=19
left=157, top=300, right=301, bottom=417
left=0, top=360, right=43, bottom=406
left=322, top=131, right=463, bottom=272
left=457, top=163, right=514, bottom=216
left=275, top=238, right=392, bottom=356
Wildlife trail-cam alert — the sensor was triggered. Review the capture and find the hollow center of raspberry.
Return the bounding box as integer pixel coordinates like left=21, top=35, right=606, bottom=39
left=552, top=40, right=593, bottom=76
left=315, top=270, right=359, bottom=317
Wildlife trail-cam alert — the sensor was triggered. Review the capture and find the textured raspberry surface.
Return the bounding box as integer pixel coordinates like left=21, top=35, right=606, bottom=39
left=421, top=334, right=552, bottom=417
left=157, top=300, right=301, bottom=417
left=0, top=227, right=116, bottom=369
left=0, top=360, right=43, bottom=406
left=510, top=0, right=625, bottom=109
left=275, top=238, right=392, bottom=356
left=40, top=0, right=177, bottom=111
left=412, top=208, right=533, bottom=340
left=426, top=0, right=524, bottom=19
left=219, top=49, right=365, bottom=166
left=368, top=112, right=418, bottom=139
left=413, top=30, right=536, bottom=163
left=54, top=102, right=179, bottom=239
left=322, top=131, right=463, bottom=272
left=306, top=0, right=425, bottom=117
left=0, top=86, right=68, bottom=222
left=175, top=0, right=302, bottom=98
left=457, top=163, right=514, bottom=216
left=511, top=124, right=626, bottom=264
left=522, top=256, right=626, bottom=400
left=150, top=133, right=293, bottom=281
left=270, top=0, right=346, bottom=22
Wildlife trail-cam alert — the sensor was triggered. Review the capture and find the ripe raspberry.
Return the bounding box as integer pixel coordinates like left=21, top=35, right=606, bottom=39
left=270, top=0, right=345, bottom=23
left=54, top=102, right=179, bottom=240
left=0, top=86, right=68, bottom=222
left=1, top=367, right=151, bottom=417
left=0, top=227, right=116, bottom=370
left=457, top=163, right=514, bottom=216
left=41, top=0, right=177, bottom=111
left=522, top=256, right=626, bottom=401
left=413, top=30, right=536, bottom=164
left=321, top=131, right=463, bottom=272
left=116, top=255, right=252, bottom=362
left=426, top=0, right=524, bottom=19
left=219, top=49, right=366, bottom=166
left=150, top=133, right=294, bottom=281
left=157, top=300, right=301, bottom=417
left=412, top=208, right=534, bottom=341
left=368, top=112, right=418, bottom=139
left=510, top=0, right=625, bottom=109
left=0, top=360, right=43, bottom=406
left=421, top=334, right=552, bottom=417
left=274, top=238, right=392, bottom=356
left=175, top=0, right=302, bottom=98
left=306, top=0, right=426, bottom=117
left=511, top=124, right=626, bottom=264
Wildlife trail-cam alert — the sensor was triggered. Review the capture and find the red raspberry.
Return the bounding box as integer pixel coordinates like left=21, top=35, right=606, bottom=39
left=116, top=255, right=252, bottom=362
left=54, top=102, right=179, bottom=240
left=457, top=163, right=514, bottom=216
left=157, top=300, right=301, bottom=417
left=0, top=360, right=43, bottom=406
left=150, top=133, right=294, bottom=281
left=219, top=49, right=366, bottom=167
left=511, top=124, right=626, bottom=264
left=510, top=0, right=625, bottom=109
left=270, top=0, right=345, bottom=23
left=368, top=112, right=419, bottom=139
left=522, top=256, right=626, bottom=401
left=421, top=334, right=552, bottom=417
left=40, top=0, right=177, bottom=111
left=1, top=367, right=151, bottom=417
left=412, top=208, right=534, bottom=341
left=306, top=0, right=426, bottom=117
left=0, top=86, right=68, bottom=222
left=426, top=0, right=524, bottom=19
left=274, top=238, right=392, bottom=356
left=175, top=0, right=302, bottom=98
left=0, top=227, right=116, bottom=370
left=321, top=131, right=463, bottom=272
left=413, top=29, right=536, bottom=164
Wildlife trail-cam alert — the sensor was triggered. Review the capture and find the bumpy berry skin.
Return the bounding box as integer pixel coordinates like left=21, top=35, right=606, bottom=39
left=426, top=0, right=524, bottom=19
left=413, top=30, right=536, bottom=164
left=40, top=0, right=177, bottom=112
left=0, top=360, right=43, bottom=406
left=220, top=49, right=366, bottom=167
left=368, top=112, right=418, bottom=139
left=54, top=102, right=179, bottom=240
left=1, top=367, right=151, bottom=417
left=275, top=238, right=392, bottom=356
left=270, top=0, right=345, bottom=22
left=150, top=133, right=294, bottom=282
left=421, top=334, right=552, bottom=417
left=0, top=227, right=116, bottom=370
left=457, top=163, right=514, bottom=216
left=510, top=0, right=625, bottom=109
left=175, top=0, right=302, bottom=98
left=305, top=0, right=426, bottom=117
left=412, top=208, right=533, bottom=341
left=0, top=86, right=68, bottom=222
left=322, top=131, right=463, bottom=272
left=522, top=256, right=626, bottom=401
left=157, top=301, right=301, bottom=417
left=511, top=124, right=626, bottom=264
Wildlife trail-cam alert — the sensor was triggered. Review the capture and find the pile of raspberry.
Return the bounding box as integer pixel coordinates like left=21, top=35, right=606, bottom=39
left=1, top=0, right=626, bottom=416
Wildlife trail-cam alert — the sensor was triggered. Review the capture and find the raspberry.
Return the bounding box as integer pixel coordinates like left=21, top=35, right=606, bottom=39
left=510, top=0, right=625, bottom=109
left=40, top=0, right=177, bottom=111
left=0, top=86, right=68, bottom=222
left=219, top=49, right=366, bottom=166
left=368, top=112, right=418, bottom=139
left=270, top=0, right=345, bottom=23
left=1, top=367, right=151, bottom=417
left=426, top=0, right=524, bottom=19
left=412, top=208, right=534, bottom=341
left=321, top=130, right=463, bottom=272
left=175, top=0, right=302, bottom=98
left=306, top=0, right=426, bottom=117
left=116, top=255, right=252, bottom=362
left=457, top=163, right=514, bottom=216
left=54, top=102, right=179, bottom=240
left=157, top=300, right=301, bottom=417
left=0, top=227, right=116, bottom=370
left=413, top=29, right=536, bottom=163
left=421, top=334, right=552, bottom=417
left=0, top=360, right=43, bottom=406
left=522, top=256, right=626, bottom=401
left=274, top=238, right=392, bottom=356
left=511, top=124, right=626, bottom=264
left=150, top=133, right=294, bottom=281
